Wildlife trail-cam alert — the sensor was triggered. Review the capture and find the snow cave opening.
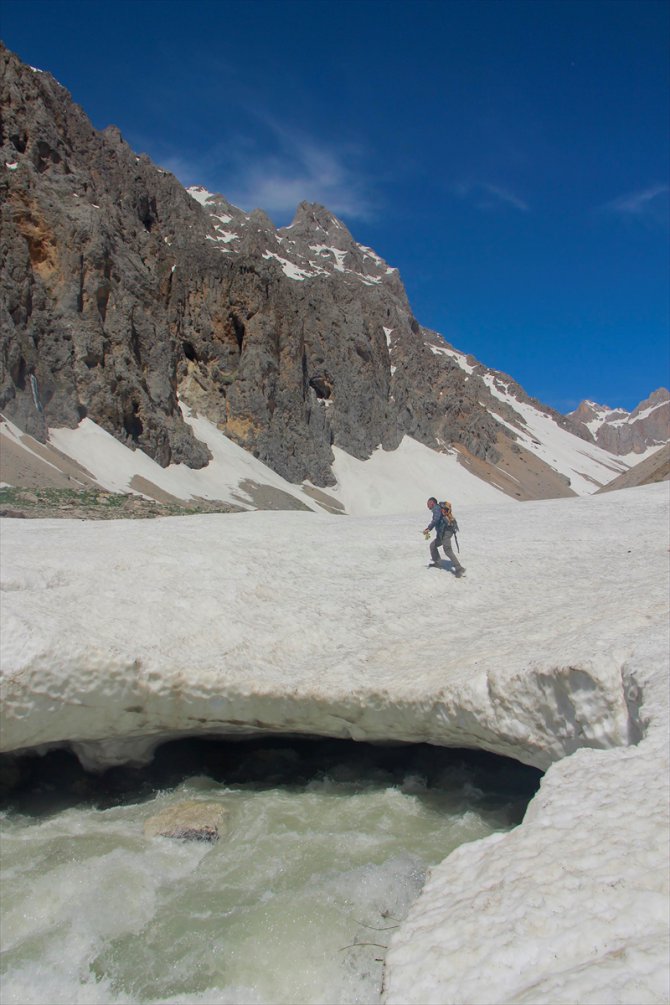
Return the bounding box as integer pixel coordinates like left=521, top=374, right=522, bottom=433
left=1, top=738, right=543, bottom=1004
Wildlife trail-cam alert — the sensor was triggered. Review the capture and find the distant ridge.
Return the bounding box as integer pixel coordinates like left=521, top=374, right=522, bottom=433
left=568, top=388, right=669, bottom=456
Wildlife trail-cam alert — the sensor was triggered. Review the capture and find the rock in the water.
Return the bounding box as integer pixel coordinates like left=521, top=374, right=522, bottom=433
left=143, top=800, right=227, bottom=842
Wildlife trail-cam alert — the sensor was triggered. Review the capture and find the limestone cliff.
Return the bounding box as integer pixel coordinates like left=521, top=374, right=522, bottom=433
left=0, top=43, right=607, bottom=491
left=0, top=43, right=513, bottom=486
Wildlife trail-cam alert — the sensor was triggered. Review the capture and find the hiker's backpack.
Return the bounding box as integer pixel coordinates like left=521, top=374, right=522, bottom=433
left=438, top=500, right=459, bottom=533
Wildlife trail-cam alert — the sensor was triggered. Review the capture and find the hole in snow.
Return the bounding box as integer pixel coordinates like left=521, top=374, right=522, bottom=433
left=0, top=739, right=541, bottom=1003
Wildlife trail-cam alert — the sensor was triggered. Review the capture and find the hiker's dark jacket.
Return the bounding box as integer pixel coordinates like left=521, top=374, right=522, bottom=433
left=427, top=501, right=445, bottom=534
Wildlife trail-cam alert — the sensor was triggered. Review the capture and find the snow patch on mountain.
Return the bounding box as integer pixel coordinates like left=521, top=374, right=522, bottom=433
left=327, top=438, right=504, bottom=515
left=420, top=332, right=630, bottom=493
left=5, top=408, right=506, bottom=516
left=482, top=374, right=628, bottom=493
left=46, top=412, right=322, bottom=511
left=187, top=185, right=217, bottom=207
left=429, top=342, right=477, bottom=374
left=262, top=251, right=321, bottom=281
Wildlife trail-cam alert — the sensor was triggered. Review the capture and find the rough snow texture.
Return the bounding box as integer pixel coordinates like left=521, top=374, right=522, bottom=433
left=384, top=635, right=669, bottom=1005
left=1, top=484, right=668, bottom=1003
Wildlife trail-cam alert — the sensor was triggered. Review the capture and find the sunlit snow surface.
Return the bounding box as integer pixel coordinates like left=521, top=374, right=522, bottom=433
left=1, top=482, right=668, bottom=1003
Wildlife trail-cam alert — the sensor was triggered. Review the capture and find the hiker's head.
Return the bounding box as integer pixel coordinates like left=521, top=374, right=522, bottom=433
left=427, top=497, right=437, bottom=508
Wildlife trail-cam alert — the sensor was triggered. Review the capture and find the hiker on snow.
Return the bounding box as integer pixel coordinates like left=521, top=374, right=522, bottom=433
left=423, top=496, right=466, bottom=577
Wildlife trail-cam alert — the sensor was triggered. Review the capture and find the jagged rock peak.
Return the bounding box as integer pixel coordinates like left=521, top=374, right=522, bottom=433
left=568, top=400, right=626, bottom=425
left=631, top=386, right=669, bottom=417
left=284, top=201, right=350, bottom=239
left=567, top=388, right=670, bottom=455
left=248, top=207, right=276, bottom=229
left=102, top=124, right=129, bottom=148
left=187, top=185, right=246, bottom=218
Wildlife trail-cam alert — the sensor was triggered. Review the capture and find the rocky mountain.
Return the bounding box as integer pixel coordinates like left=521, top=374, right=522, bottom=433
left=567, top=389, right=669, bottom=455
left=0, top=43, right=638, bottom=504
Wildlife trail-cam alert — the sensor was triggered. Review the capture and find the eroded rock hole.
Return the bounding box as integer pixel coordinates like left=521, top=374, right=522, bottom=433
left=13, top=355, right=27, bottom=391
left=10, top=130, right=27, bottom=154
left=33, top=139, right=61, bottom=173
left=123, top=402, right=143, bottom=441
left=309, top=375, right=332, bottom=400
left=136, top=194, right=157, bottom=232
left=230, top=314, right=245, bottom=351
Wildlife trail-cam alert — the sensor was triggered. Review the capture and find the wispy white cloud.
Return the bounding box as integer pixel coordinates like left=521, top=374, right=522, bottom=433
left=148, top=120, right=376, bottom=225
left=154, top=152, right=207, bottom=186
left=454, top=180, right=530, bottom=213
left=600, top=184, right=669, bottom=221
left=223, top=133, right=376, bottom=222
left=480, top=183, right=530, bottom=212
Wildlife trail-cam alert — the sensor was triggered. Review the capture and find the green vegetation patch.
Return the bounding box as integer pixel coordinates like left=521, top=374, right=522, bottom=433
left=0, top=486, right=241, bottom=520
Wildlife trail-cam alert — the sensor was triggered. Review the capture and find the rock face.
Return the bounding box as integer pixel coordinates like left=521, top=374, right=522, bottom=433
left=143, top=800, right=227, bottom=842
left=0, top=43, right=509, bottom=487
left=568, top=388, right=670, bottom=455
left=0, top=43, right=639, bottom=493
left=0, top=47, right=213, bottom=467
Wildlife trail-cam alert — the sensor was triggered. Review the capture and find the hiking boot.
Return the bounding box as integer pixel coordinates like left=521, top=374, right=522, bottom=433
left=454, top=567, right=466, bottom=577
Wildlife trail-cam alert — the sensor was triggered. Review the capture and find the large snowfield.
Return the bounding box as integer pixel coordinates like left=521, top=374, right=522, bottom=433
left=1, top=475, right=669, bottom=1003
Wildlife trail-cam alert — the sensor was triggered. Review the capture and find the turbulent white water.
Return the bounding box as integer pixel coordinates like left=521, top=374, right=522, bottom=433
left=0, top=742, right=539, bottom=1005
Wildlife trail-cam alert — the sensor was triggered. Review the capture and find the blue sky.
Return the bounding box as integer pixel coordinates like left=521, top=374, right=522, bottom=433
left=2, top=0, right=669, bottom=412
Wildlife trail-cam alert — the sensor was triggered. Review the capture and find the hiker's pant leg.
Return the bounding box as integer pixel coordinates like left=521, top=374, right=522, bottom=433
left=441, top=532, right=463, bottom=571
left=429, top=538, right=441, bottom=564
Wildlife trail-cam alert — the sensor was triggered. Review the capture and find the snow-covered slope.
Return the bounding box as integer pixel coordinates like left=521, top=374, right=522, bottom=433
left=1, top=484, right=668, bottom=1003
left=1, top=359, right=642, bottom=516
left=1, top=410, right=507, bottom=516
left=481, top=370, right=626, bottom=493
left=425, top=336, right=631, bottom=493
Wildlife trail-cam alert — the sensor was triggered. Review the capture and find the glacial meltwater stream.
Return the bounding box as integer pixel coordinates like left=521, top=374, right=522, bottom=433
left=0, top=738, right=541, bottom=1005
